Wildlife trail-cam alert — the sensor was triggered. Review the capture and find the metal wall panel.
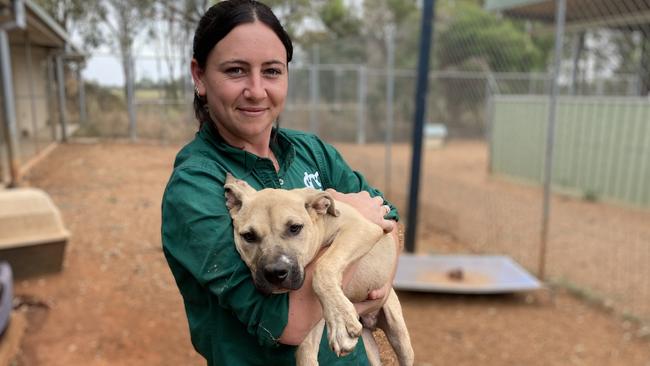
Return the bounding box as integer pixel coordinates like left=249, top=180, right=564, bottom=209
left=492, top=95, right=650, bottom=208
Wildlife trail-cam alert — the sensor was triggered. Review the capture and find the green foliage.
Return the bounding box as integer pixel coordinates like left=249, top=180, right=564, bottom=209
left=438, top=2, right=545, bottom=72
left=434, top=2, right=551, bottom=133
left=264, top=0, right=315, bottom=42
left=319, top=0, right=360, bottom=38
left=386, top=0, right=417, bottom=24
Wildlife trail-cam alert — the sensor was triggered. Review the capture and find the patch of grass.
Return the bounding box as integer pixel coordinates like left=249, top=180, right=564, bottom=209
left=621, top=311, right=642, bottom=324
left=582, top=190, right=599, bottom=203
left=550, top=278, right=650, bottom=333
left=549, top=277, right=611, bottom=311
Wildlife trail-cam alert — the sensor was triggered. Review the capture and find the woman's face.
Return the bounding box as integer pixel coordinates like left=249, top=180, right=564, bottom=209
left=192, top=21, right=288, bottom=146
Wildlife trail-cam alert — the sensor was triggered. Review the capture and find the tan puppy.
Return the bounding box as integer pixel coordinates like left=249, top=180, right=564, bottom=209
left=224, top=174, right=414, bottom=366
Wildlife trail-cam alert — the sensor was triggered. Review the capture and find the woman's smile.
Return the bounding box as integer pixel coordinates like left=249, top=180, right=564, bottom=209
left=237, top=106, right=269, bottom=117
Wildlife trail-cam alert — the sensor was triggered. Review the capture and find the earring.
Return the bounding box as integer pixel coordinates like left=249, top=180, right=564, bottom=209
left=194, top=85, right=201, bottom=96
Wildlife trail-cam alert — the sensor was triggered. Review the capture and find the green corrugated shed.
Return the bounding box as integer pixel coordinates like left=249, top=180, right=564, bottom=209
left=491, top=96, right=650, bottom=208
left=485, top=0, right=547, bottom=12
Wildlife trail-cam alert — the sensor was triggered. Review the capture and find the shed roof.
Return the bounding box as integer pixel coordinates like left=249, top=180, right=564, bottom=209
left=485, top=0, right=650, bottom=31
left=2, top=0, right=84, bottom=55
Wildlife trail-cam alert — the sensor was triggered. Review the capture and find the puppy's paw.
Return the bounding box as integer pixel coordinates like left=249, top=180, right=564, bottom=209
left=325, top=306, right=363, bottom=357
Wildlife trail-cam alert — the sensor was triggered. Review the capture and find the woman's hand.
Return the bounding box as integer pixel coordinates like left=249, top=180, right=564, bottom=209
left=325, top=189, right=395, bottom=233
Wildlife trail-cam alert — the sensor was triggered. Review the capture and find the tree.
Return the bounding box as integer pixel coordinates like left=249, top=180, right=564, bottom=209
left=85, top=0, right=157, bottom=140
left=154, top=0, right=208, bottom=100
left=33, top=0, right=92, bottom=33
left=319, top=0, right=360, bottom=39
left=438, top=3, right=545, bottom=72
left=264, top=0, right=323, bottom=43
left=436, top=2, right=549, bottom=134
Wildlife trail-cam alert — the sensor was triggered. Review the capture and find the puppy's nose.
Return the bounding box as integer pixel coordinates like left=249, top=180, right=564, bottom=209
left=263, top=262, right=290, bottom=285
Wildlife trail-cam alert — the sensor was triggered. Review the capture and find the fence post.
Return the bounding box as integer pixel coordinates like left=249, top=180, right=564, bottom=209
left=539, top=0, right=567, bottom=280
left=126, top=51, right=137, bottom=141
left=385, top=24, right=396, bottom=196
left=569, top=31, right=584, bottom=95
left=55, top=53, right=69, bottom=143
left=46, top=54, right=57, bottom=141
left=0, top=29, right=20, bottom=186
left=485, top=74, right=497, bottom=174
left=405, top=0, right=436, bottom=253
left=357, top=65, right=367, bottom=145
left=77, top=63, right=86, bottom=125
left=309, top=45, right=320, bottom=134
left=24, top=33, right=41, bottom=153
left=334, top=67, right=342, bottom=111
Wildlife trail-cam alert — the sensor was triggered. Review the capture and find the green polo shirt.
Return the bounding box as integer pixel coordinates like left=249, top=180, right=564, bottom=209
left=161, top=123, right=398, bottom=366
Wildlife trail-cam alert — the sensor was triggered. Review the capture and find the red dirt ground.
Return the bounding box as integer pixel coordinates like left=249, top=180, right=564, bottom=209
left=10, top=141, right=650, bottom=365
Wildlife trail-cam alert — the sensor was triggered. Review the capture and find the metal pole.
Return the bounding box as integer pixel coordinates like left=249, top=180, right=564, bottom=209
left=485, top=75, right=494, bottom=174
left=385, top=24, right=396, bottom=197
left=640, top=30, right=650, bottom=96
left=0, top=29, right=20, bottom=187
left=155, top=48, right=165, bottom=142
left=539, top=0, right=567, bottom=280
left=334, top=67, right=342, bottom=110
left=405, top=0, right=436, bottom=253
left=24, top=34, right=40, bottom=153
left=309, top=45, right=319, bottom=134
left=55, top=54, right=69, bottom=142
left=0, top=112, right=6, bottom=185
left=569, top=32, right=584, bottom=95
left=46, top=55, right=57, bottom=141
left=357, top=65, right=367, bottom=144
left=126, top=52, right=137, bottom=141
left=77, top=63, right=86, bottom=125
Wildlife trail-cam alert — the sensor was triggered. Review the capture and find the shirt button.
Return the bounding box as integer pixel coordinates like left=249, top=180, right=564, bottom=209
left=279, top=178, right=284, bottom=186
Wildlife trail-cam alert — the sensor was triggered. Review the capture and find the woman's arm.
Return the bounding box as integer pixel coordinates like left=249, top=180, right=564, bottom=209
left=163, top=167, right=291, bottom=348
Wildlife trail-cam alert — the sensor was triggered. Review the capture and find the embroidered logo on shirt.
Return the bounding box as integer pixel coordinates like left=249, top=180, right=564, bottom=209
left=303, top=171, right=322, bottom=189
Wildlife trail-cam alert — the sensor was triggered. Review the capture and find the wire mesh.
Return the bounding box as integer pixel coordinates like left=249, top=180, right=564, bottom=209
left=58, top=0, right=650, bottom=323
left=0, top=37, right=69, bottom=185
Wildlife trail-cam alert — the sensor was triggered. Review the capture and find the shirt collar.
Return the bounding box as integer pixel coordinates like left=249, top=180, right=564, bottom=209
left=199, top=122, right=295, bottom=173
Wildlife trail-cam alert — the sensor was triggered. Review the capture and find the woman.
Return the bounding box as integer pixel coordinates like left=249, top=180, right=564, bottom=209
left=161, top=1, right=400, bottom=364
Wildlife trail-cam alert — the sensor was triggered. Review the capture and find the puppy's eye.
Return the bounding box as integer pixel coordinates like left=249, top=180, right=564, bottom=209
left=288, top=224, right=303, bottom=235
left=241, top=231, right=259, bottom=243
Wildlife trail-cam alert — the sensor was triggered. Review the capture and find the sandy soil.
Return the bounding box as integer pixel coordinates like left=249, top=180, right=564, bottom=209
left=11, top=141, right=650, bottom=365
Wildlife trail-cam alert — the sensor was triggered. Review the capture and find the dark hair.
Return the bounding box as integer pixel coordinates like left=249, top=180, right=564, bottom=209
left=192, top=0, right=293, bottom=125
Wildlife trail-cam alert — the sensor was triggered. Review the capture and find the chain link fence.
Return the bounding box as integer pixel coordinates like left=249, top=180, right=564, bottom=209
left=0, top=36, right=84, bottom=186
left=63, top=0, right=650, bottom=324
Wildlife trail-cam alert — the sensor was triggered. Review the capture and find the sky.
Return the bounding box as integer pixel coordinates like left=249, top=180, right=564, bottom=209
left=82, top=52, right=188, bottom=87
left=80, top=1, right=355, bottom=87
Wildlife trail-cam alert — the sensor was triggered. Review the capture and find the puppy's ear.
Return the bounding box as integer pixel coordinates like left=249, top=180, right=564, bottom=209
left=224, top=185, right=244, bottom=214
left=306, top=191, right=340, bottom=217
left=224, top=173, right=255, bottom=214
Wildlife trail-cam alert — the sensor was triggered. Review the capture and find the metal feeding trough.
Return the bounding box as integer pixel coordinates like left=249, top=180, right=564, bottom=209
left=0, top=188, right=69, bottom=279
left=394, top=254, right=541, bottom=294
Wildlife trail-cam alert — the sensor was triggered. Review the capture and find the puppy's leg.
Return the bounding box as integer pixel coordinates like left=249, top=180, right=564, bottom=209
left=362, top=328, right=382, bottom=366
left=376, top=289, right=414, bottom=366
left=296, top=320, right=324, bottom=366
left=312, top=225, right=384, bottom=357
